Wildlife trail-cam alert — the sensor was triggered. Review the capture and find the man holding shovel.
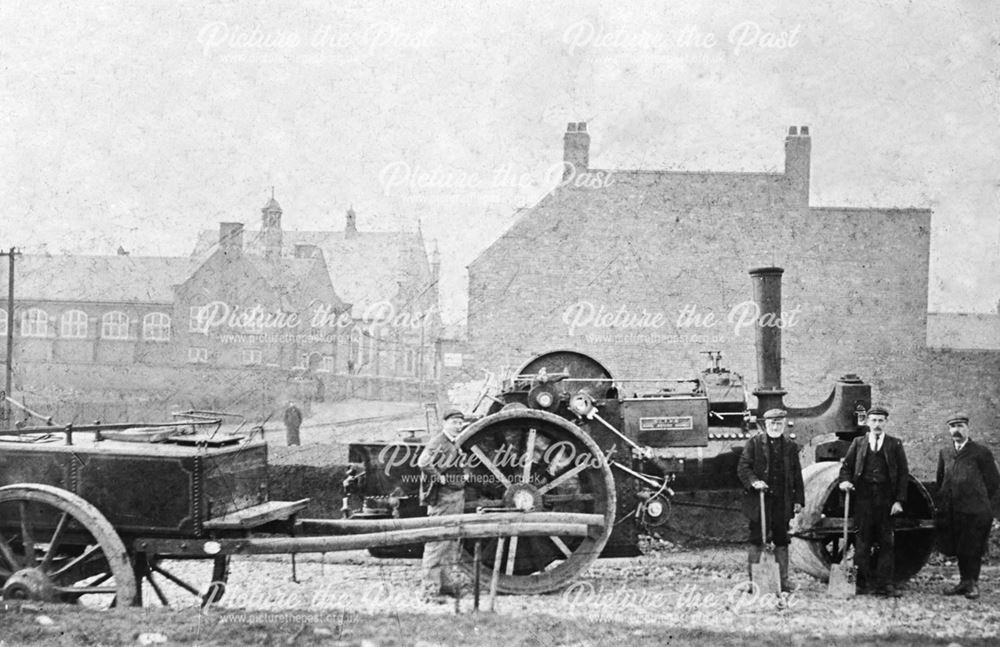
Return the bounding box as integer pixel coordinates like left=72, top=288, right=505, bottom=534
left=838, top=405, right=909, bottom=597
left=737, top=408, right=805, bottom=593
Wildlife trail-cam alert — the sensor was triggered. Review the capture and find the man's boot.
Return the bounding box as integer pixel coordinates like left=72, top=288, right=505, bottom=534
left=774, top=545, right=792, bottom=593
left=747, top=544, right=762, bottom=592
left=964, top=581, right=980, bottom=600
left=944, top=578, right=972, bottom=596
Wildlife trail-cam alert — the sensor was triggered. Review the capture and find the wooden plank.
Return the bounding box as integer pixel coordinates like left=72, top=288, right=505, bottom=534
left=204, top=499, right=310, bottom=529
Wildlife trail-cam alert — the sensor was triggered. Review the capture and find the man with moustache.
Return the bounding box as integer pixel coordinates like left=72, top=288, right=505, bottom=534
left=936, top=411, right=1000, bottom=599
left=839, top=405, right=910, bottom=597
left=737, top=408, right=805, bottom=593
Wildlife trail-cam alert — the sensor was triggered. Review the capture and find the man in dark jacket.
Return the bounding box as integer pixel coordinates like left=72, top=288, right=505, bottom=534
left=737, top=408, right=805, bottom=593
left=839, top=405, right=909, bottom=597
left=283, top=401, right=302, bottom=446
left=936, top=411, right=1000, bottom=600
left=417, top=408, right=468, bottom=602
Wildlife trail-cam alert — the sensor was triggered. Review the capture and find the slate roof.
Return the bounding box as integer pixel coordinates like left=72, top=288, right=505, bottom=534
left=192, top=227, right=432, bottom=318
left=0, top=255, right=196, bottom=304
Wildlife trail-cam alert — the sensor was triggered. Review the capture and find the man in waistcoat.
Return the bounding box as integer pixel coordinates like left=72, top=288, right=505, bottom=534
left=839, top=405, right=910, bottom=597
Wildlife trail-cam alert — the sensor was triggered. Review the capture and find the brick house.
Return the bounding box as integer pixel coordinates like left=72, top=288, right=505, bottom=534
left=0, top=254, right=193, bottom=368
left=190, top=197, right=444, bottom=399
left=467, top=123, right=999, bottom=472
left=176, top=221, right=349, bottom=371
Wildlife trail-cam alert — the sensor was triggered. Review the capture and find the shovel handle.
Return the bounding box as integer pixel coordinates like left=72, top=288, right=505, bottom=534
left=842, top=489, right=851, bottom=547
left=759, top=489, right=767, bottom=546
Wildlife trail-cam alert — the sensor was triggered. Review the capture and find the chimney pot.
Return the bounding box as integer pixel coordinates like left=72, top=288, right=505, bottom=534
left=799, top=126, right=809, bottom=136
left=788, top=126, right=798, bottom=136
left=563, top=120, right=591, bottom=179
left=219, top=222, right=244, bottom=258
left=345, top=206, right=358, bottom=237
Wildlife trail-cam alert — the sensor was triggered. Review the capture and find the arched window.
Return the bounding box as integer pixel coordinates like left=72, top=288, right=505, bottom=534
left=21, top=308, right=48, bottom=337
left=142, top=312, right=171, bottom=341
left=60, top=310, right=88, bottom=338
left=101, top=312, right=129, bottom=340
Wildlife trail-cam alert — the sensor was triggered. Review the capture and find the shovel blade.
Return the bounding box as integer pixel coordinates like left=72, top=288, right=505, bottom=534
left=828, top=559, right=855, bottom=598
left=750, top=557, right=782, bottom=596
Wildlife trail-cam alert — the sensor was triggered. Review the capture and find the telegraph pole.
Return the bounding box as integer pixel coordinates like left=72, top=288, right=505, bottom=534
left=1, top=247, right=17, bottom=424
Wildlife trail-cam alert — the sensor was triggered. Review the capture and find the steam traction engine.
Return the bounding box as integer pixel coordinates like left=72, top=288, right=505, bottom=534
left=347, top=267, right=937, bottom=592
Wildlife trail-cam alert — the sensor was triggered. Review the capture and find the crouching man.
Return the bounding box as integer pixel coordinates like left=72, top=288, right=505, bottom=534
left=417, top=408, right=468, bottom=603
left=737, top=408, right=805, bottom=593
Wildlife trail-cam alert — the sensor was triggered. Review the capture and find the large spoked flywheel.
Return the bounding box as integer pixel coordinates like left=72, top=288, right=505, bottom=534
left=456, top=408, right=615, bottom=594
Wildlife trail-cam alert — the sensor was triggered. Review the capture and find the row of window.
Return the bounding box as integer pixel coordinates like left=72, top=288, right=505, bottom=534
left=2, top=309, right=171, bottom=341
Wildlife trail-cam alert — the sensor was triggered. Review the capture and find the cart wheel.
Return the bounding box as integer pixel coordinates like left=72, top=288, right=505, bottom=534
left=132, top=553, right=229, bottom=607
left=456, top=408, right=616, bottom=594
left=0, top=483, right=137, bottom=607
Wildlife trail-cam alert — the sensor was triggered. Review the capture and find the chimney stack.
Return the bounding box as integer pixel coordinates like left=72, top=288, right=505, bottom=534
left=345, top=206, right=358, bottom=238
left=784, top=125, right=811, bottom=206
left=219, top=222, right=244, bottom=259
left=750, top=267, right=787, bottom=414
left=563, top=122, right=590, bottom=179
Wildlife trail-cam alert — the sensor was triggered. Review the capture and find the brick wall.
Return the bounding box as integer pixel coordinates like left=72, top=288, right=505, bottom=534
left=466, top=127, right=998, bottom=477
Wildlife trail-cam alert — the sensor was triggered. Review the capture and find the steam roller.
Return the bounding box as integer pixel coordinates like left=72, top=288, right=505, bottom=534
left=344, top=267, right=938, bottom=594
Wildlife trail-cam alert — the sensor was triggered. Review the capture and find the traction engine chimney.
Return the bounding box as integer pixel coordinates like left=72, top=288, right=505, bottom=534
left=750, top=267, right=787, bottom=413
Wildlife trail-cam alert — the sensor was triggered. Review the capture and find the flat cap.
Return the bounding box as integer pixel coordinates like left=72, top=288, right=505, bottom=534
left=946, top=411, right=970, bottom=425
left=762, top=408, right=787, bottom=420
left=442, top=408, right=465, bottom=421
left=867, top=405, right=890, bottom=417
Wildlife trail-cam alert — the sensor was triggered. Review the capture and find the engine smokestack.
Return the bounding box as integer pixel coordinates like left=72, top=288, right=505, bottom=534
left=749, top=267, right=787, bottom=413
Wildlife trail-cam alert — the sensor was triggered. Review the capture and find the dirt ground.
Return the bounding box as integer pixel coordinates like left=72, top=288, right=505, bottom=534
left=2, top=542, right=998, bottom=646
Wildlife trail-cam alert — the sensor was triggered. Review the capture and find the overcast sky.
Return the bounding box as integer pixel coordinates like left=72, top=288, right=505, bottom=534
left=1, top=0, right=997, bottom=323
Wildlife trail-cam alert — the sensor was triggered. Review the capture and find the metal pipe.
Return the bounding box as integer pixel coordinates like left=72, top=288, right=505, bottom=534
left=7, top=419, right=221, bottom=436
left=4, top=248, right=14, bottom=428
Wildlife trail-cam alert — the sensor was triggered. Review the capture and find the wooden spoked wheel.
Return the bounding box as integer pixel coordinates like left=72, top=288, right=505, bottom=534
left=456, top=409, right=616, bottom=594
left=0, top=483, right=136, bottom=607
left=131, top=553, right=229, bottom=607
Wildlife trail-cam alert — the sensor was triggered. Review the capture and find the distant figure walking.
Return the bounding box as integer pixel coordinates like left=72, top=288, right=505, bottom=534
left=283, top=401, right=303, bottom=446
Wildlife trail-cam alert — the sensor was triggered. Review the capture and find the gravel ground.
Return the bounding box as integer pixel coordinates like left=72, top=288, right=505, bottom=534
left=150, top=543, right=1000, bottom=642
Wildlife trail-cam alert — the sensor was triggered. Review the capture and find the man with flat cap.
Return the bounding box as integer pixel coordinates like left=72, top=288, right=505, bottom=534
left=839, top=405, right=910, bottom=596
left=417, top=408, right=468, bottom=602
left=936, top=411, right=1000, bottom=599
left=737, top=408, right=805, bottom=593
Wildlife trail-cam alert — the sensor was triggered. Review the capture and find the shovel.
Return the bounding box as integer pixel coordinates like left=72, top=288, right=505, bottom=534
left=828, top=490, right=855, bottom=598
left=750, top=489, right=781, bottom=596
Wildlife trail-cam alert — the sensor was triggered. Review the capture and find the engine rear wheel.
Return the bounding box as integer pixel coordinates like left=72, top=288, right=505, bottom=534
left=456, top=408, right=615, bottom=594
left=790, top=462, right=935, bottom=583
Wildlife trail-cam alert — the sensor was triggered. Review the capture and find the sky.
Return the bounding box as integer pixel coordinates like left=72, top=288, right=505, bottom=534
left=1, top=0, right=997, bottom=324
